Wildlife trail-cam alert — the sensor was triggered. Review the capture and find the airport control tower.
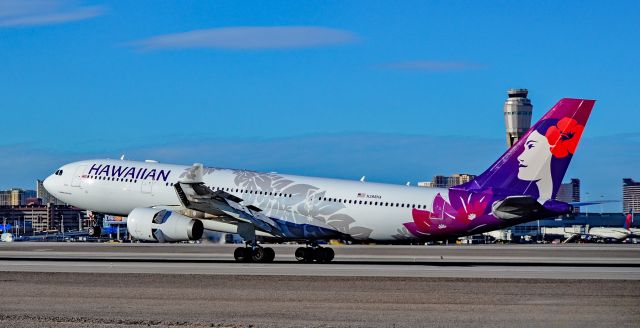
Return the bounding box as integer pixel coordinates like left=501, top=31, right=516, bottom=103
left=504, top=88, right=533, bottom=148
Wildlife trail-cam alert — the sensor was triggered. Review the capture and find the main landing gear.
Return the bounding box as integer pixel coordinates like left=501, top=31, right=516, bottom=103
left=232, top=244, right=335, bottom=263
left=232, top=223, right=334, bottom=263
left=295, top=246, right=335, bottom=263
left=233, top=245, right=276, bottom=263
left=234, top=223, right=276, bottom=263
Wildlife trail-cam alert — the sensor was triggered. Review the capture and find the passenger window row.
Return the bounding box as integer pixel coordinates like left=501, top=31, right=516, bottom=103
left=87, top=175, right=139, bottom=183
left=319, top=197, right=426, bottom=209
left=83, top=177, right=419, bottom=209
left=85, top=176, right=294, bottom=200
left=213, top=186, right=293, bottom=198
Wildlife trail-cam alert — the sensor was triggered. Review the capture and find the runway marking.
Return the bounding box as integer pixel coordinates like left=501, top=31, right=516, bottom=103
left=1, top=260, right=639, bottom=280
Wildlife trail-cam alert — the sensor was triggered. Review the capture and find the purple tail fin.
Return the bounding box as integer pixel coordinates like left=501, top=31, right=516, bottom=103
left=458, top=98, right=595, bottom=203
left=625, top=211, right=633, bottom=230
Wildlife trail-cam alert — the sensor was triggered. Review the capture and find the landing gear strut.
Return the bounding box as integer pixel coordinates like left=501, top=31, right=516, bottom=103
left=295, top=246, right=335, bottom=263
left=233, top=222, right=276, bottom=263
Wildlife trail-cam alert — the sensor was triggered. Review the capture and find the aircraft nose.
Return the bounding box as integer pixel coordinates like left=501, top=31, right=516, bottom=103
left=43, top=175, right=53, bottom=193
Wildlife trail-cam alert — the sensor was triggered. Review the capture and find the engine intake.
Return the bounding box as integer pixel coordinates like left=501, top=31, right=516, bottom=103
left=127, top=208, right=204, bottom=242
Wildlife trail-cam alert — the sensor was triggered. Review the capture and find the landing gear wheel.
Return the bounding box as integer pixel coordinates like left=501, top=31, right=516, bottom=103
left=295, top=247, right=315, bottom=263
left=295, top=247, right=307, bottom=262
left=263, top=247, right=276, bottom=263
left=88, top=226, right=101, bottom=237
left=303, top=248, right=315, bottom=263
left=295, top=246, right=335, bottom=263
left=251, top=247, right=270, bottom=262
left=315, top=247, right=334, bottom=263
left=324, top=248, right=335, bottom=262
left=234, top=247, right=251, bottom=262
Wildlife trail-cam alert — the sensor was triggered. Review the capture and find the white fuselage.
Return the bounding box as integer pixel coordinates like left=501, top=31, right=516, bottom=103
left=587, top=227, right=632, bottom=241
left=44, top=159, right=452, bottom=241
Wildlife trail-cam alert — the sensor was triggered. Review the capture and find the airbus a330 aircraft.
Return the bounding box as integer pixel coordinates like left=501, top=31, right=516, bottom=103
left=43, top=98, right=595, bottom=263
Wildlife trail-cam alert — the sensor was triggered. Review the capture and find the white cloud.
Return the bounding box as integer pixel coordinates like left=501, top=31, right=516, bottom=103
left=130, top=26, right=358, bottom=51
left=383, top=60, right=485, bottom=72
left=0, top=0, right=104, bottom=27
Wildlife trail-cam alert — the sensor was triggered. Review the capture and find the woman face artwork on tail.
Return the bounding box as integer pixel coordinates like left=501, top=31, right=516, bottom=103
left=517, top=129, right=554, bottom=202
left=517, top=117, right=584, bottom=203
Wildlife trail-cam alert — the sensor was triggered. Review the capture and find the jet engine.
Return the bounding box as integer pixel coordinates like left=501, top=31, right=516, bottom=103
left=127, top=207, right=204, bottom=242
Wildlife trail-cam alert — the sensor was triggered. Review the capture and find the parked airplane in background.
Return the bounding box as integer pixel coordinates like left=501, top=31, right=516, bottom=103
left=582, top=211, right=637, bottom=242
left=542, top=212, right=636, bottom=243
left=43, top=98, right=595, bottom=263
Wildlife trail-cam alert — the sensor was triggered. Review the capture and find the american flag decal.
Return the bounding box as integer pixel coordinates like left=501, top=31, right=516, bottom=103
left=357, top=193, right=366, bottom=198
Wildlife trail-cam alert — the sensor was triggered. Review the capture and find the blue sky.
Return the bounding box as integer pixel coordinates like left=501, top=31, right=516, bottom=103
left=1, top=0, right=638, bottom=211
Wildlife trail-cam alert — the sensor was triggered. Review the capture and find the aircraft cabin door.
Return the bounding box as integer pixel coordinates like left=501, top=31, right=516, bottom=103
left=141, top=179, right=153, bottom=194
left=71, top=165, right=87, bottom=187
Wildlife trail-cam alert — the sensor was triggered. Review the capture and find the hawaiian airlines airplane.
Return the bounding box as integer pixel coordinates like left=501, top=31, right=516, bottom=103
left=43, top=98, right=595, bottom=263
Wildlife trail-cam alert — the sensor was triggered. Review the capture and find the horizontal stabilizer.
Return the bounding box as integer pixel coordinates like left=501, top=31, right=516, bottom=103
left=569, top=200, right=619, bottom=207
left=492, top=196, right=572, bottom=221
left=492, top=196, right=545, bottom=221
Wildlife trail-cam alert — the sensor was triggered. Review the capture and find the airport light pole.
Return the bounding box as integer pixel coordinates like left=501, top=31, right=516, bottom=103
left=585, top=192, right=590, bottom=217
left=633, top=195, right=639, bottom=224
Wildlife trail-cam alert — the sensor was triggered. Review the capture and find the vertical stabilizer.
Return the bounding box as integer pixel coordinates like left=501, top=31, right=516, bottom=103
left=625, top=211, right=633, bottom=230
left=459, top=98, right=595, bottom=204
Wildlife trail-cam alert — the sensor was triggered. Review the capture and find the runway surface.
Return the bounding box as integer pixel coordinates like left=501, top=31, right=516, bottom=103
left=1, top=243, right=639, bottom=280
left=1, top=243, right=639, bottom=327
left=1, top=242, right=639, bottom=263
left=0, top=272, right=639, bottom=328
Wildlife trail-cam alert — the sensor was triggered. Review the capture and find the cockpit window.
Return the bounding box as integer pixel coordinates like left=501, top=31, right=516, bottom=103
left=54, top=169, right=63, bottom=176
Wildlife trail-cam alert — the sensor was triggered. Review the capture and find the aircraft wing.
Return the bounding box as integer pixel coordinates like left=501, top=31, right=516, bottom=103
left=174, top=182, right=283, bottom=237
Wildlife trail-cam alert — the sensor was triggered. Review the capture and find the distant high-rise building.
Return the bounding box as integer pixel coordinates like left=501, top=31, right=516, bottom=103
left=623, top=178, right=640, bottom=213
left=10, top=189, right=21, bottom=206
left=0, top=190, right=11, bottom=206
left=556, top=179, right=580, bottom=213
left=418, top=173, right=477, bottom=188
left=504, top=88, right=533, bottom=148
left=451, top=173, right=475, bottom=185
left=0, top=188, right=38, bottom=206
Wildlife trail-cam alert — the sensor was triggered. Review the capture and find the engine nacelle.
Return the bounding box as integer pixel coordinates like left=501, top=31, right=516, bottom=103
left=127, top=208, right=204, bottom=242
